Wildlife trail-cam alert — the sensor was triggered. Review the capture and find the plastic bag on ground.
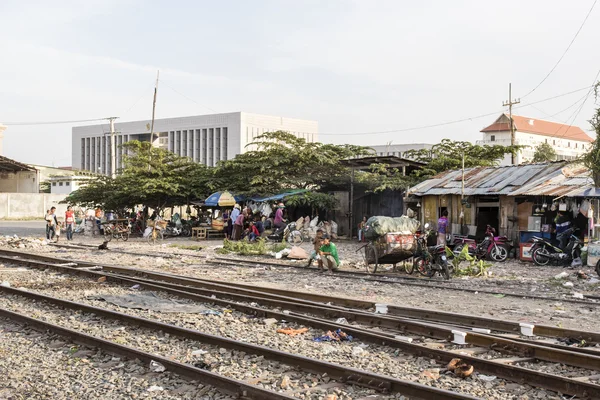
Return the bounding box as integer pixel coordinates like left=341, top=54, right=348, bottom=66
left=309, top=216, right=319, bottom=227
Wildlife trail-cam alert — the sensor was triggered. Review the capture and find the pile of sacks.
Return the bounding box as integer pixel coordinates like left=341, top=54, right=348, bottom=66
left=0, top=235, right=48, bottom=249
left=364, top=216, right=420, bottom=240
left=298, top=216, right=339, bottom=241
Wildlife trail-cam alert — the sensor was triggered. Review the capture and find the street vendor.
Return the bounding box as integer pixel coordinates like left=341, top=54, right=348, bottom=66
left=274, top=202, right=286, bottom=231
left=318, top=233, right=340, bottom=273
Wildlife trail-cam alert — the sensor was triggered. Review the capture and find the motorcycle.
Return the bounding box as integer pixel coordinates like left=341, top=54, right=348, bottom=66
left=268, top=221, right=304, bottom=245
left=452, top=225, right=510, bottom=262
left=413, top=223, right=452, bottom=280
left=530, top=228, right=583, bottom=267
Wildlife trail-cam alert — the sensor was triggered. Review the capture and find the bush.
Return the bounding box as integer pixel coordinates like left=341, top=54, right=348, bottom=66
left=217, top=238, right=287, bottom=256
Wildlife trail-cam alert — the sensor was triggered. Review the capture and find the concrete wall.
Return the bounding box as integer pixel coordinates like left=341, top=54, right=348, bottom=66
left=0, top=170, right=39, bottom=193
left=0, top=193, right=68, bottom=219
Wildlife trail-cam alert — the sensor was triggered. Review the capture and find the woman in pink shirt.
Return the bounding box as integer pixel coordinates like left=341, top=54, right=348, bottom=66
left=65, top=206, right=75, bottom=241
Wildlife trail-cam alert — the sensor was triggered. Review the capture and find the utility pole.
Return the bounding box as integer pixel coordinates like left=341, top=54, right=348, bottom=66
left=502, top=83, right=520, bottom=165
left=150, top=70, right=160, bottom=145
left=108, top=117, right=118, bottom=179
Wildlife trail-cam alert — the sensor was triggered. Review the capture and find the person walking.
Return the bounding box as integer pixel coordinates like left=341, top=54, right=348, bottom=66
left=95, top=206, right=104, bottom=235
left=65, top=206, right=75, bottom=241
left=437, top=210, right=449, bottom=246
left=232, top=209, right=245, bottom=241
left=47, top=207, right=58, bottom=240
left=274, top=203, right=286, bottom=231
left=44, top=209, right=52, bottom=239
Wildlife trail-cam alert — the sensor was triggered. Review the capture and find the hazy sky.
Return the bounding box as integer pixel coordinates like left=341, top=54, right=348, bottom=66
left=1, top=0, right=599, bottom=167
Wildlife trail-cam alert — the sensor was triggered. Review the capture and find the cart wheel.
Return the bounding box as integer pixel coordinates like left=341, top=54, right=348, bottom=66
left=364, top=243, right=378, bottom=274
left=103, top=230, right=113, bottom=242
left=121, top=232, right=129, bottom=242
left=414, top=256, right=434, bottom=277
left=404, top=259, right=415, bottom=275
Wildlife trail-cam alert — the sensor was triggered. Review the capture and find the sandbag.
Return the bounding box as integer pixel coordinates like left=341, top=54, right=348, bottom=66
left=364, top=216, right=420, bottom=240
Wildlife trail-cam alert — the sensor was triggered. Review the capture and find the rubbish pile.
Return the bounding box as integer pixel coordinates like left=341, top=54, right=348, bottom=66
left=0, top=235, right=48, bottom=249
left=363, top=216, right=420, bottom=240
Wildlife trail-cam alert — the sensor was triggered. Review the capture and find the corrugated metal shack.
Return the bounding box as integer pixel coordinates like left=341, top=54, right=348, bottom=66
left=408, top=162, right=597, bottom=242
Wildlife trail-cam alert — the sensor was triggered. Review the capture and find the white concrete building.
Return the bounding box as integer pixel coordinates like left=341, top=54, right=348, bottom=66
left=48, top=173, right=94, bottom=194
left=478, top=114, right=594, bottom=165
left=368, top=143, right=434, bottom=158
left=72, top=112, right=319, bottom=173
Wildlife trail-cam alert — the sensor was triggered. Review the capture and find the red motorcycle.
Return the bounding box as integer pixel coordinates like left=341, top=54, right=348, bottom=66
left=452, top=225, right=510, bottom=262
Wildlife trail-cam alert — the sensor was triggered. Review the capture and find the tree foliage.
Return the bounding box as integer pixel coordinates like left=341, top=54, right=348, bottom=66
left=532, top=142, right=557, bottom=163
left=582, top=82, right=600, bottom=187
left=404, top=139, right=521, bottom=180
left=64, top=141, right=213, bottom=211
left=213, top=131, right=372, bottom=196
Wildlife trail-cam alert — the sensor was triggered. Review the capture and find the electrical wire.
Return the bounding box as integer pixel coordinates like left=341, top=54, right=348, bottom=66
left=552, top=67, right=600, bottom=140
left=1, top=118, right=109, bottom=126
left=318, top=85, right=593, bottom=136
left=521, top=0, right=597, bottom=99
left=159, top=78, right=217, bottom=113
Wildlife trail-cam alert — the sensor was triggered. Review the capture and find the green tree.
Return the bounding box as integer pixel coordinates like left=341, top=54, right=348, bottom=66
left=532, top=142, right=557, bottom=163
left=582, top=82, right=600, bottom=187
left=404, top=139, right=521, bottom=180
left=213, top=131, right=372, bottom=196
left=64, top=141, right=213, bottom=211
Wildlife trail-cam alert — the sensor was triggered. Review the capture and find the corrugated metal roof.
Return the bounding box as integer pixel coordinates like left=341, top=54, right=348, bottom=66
left=409, top=162, right=598, bottom=198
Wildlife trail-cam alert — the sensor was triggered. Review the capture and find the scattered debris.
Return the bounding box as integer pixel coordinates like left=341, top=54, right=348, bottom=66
left=554, top=272, right=569, bottom=280
left=573, top=293, right=584, bottom=299
left=148, top=385, right=164, bottom=392
left=263, top=318, right=279, bottom=326
left=335, top=318, right=348, bottom=324
left=97, top=276, right=107, bottom=283
left=478, top=374, right=497, bottom=382
left=287, top=246, right=309, bottom=260
left=0, top=281, right=10, bottom=287
left=149, top=360, right=166, bottom=373
left=0, top=235, right=47, bottom=249
left=562, top=282, right=574, bottom=288
left=447, top=358, right=474, bottom=378
left=314, top=329, right=353, bottom=342
left=421, top=368, right=440, bottom=380
left=276, top=327, right=309, bottom=336
left=191, top=349, right=208, bottom=356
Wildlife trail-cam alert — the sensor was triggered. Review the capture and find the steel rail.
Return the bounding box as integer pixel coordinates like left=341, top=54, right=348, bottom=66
left=386, top=305, right=600, bottom=344
left=102, top=272, right=600, bottom=371
left=0, top=307, right=295, bottom=400
left=0, top=285, right=477, bottom=400
left=2, top=249, right=599, bottom=345
left=210, top=257, right=600, bottom=306
left=2, top=254, right=600, bottom=397
left=3, top=250, right=600, bottom=365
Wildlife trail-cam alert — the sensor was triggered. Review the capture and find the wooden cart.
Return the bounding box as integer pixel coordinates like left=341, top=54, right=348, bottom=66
left=361, top=232, right=417, bottom=274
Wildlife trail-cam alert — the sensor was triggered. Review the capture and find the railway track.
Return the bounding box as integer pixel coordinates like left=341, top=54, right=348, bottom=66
left=1, top=249, right=600, bottom=398
left=210, top=256, right=600, bottom=306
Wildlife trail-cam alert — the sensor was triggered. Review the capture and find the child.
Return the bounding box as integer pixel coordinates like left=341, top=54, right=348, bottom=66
left=54, top=221, right=63, bottom=242
left=307, top=229, right=324, bottom=267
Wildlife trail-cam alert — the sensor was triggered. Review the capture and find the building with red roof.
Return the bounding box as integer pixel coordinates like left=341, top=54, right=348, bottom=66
left=478, top=113, right=594, bottom=165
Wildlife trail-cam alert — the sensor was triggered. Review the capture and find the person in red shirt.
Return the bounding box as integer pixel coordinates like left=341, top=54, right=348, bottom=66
left=246, top=221, right=260, bottom=241
left=65, top=206, right=75, bottom=241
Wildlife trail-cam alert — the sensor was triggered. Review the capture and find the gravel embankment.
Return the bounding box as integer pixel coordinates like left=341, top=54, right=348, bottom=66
left=0, top=318, right=229, bottom=400
left=0, top=267, right=564, bottom=400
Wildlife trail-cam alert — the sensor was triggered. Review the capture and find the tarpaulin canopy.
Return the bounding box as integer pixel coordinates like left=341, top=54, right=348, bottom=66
left=204, top=191, right=244, bottom=207
left=251, top=189, right=308, bottom=202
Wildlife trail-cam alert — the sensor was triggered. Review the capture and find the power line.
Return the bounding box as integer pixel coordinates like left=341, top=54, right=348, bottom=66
left=318, top=85, right=593, bottom=136
left=1, top=118, right=108, bottom=126
left=159, top=78, right=217, bottom=113
left=552, top=68, right=600, bottom=140
left=521, top=0, right=597, bottom=99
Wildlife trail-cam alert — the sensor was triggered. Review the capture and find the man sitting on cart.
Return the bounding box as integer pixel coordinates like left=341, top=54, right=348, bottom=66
left=318, top=234, right=340, bottom=273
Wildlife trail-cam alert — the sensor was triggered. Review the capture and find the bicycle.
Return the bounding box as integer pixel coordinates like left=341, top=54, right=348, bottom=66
left=146, top=220, right=166, bottom=244
left=102, top=220, right=130, bottom=242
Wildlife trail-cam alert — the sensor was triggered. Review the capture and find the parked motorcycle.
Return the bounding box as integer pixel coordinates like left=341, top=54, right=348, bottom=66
left=413, top=224, right=451, bottom=279
left=452, top=225, right=510, bottom=262
left=531, top=228, right=583, bottom=267
left=268, top=222, right=304, bottom=244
